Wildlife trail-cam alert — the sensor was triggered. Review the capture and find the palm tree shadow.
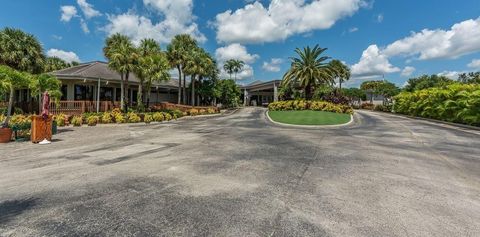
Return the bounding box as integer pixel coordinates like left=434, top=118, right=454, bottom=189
left=0, top=198, right=38, bottom=224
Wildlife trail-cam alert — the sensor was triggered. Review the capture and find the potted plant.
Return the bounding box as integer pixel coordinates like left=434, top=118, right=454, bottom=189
left=0, top=121, right=12, bottom=143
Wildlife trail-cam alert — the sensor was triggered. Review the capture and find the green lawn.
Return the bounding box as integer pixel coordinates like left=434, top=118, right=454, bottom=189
left=268, top=110, right=351, bottom=125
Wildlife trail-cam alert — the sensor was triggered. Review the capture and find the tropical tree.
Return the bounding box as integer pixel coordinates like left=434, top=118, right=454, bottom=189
left=44, top=57, right=70, bottom=72
left=223, top=59, right=244, bottom=81
left=185, top=48, right=214, bottom=106
left=458, top=72, right=480, bottom=84
left=341, top=88, right=366, bottom=105
left=0, top=65, right=31, bottom=125
left=144, top=53, right=171, bottom=108
left=0, top=27, right=45, bottom=73
left=360, top=80, right=382, bottom=103
left=134, top=38, right=161, bottom=110
left=167, top=34, right=197, bottom=104
left=29, top=74, right=62, bottom=111
left=217, top=79, right=240, bottom=108
left=328, top=59, right=350, bottom=91
left=103, top=33, right=138, bottom=111
left=404, top=74, right=454, bottom=92
left=282, top=45, right=333, bottom=99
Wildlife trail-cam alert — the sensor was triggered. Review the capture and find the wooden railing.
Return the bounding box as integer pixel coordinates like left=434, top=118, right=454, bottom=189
left=49, top=101, right=120, bottom=115
left=151, top=102, right=219, bottom=112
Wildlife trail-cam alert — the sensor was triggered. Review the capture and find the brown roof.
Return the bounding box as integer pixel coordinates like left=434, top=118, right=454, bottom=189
left=51, top=61, right=179, bottom=89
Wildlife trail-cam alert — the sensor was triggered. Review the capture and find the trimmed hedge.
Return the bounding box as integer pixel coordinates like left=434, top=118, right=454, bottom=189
left=268, top=100, right=353, bottom=114
left=393, top=84, right=480, bottom=126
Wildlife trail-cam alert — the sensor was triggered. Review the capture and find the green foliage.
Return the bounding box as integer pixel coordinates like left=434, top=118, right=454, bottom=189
left=360, top=103, right=375, bottom=110
left=101, top=112, right=113, bottom=123
left=29, top=73, right=62, bottom=103
left=54, top=114, right=67, bottom=127
left=404, top=75, right=454, bottom=92
left=144, top=114, right=153, bottom=124
left=342, top=88, right=366, bottom=102
left=163, top=112, right=172, bottom=121
left=458, top=72, right=480, bottom=84
left=223, top=59, right=244, bottom=80
left=127, top=112, right=141, bottom=123
left=44, top=57, right=70, bottom=72
left=394, top=84, right=480, bottom=126
left=282, top=45, right=333, bottom=99
left=0, top=27, right=45, bottom=73
left=268, top=100, right=353, bottom=114
left=114, top=113, right=125, bottom=123
left=71, top=116, right=83, bottom=127
left=153, top=112, right=164, bottom=122
left=328, top=59, right=350, bottom=89
left=312, top=84, right=335, bottom=100
left=87, top=116, right=99, bottom=126
left=217, top=79, right=240, bottom=108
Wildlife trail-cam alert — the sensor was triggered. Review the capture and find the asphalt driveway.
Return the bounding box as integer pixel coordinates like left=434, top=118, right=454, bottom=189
left=1, top=108, right=479, bottom=236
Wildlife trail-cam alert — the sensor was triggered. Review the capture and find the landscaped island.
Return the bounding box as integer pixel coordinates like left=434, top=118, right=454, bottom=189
left=268, top=100, right=353, bottom=126
left=268, top=110, right=351, bottom=125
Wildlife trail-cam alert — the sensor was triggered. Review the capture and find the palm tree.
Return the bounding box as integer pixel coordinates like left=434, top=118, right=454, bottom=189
left=282, top=45, right=333, bottom=99
left=103, top=33, right=137, bottom=111
left=143, top=53, right=171, bottom=107
left=328, top=59, right=350, bottom=91
left=0, top=27, right=45, bottom=73
left=167, top=34, right=197, bottom=104
left=223, top=60, right=235, bottom=80
left=185, top=48, right=212, bottom=106
left=0, top=66, right=31, bottom=126
left=29, top=73, right=62, bottom=112
left=232, top=59, right=245, bottom=81
left=135, top=38, right=161, bottom=110
left=44, top=57, right=69, bottom=72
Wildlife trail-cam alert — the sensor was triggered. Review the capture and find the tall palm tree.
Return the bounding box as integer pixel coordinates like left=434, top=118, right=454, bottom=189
left=223, top=60, right=235, bottom=80
left=232, top=59, right=244, bottom=81
left=44, top=57, right=70, bottom=72
left=135, top=38, right=161, bottom=109
left=167, top=34, right=197, bottom=104
left=328, top=59, right=350, bottom=91
left=0, top=27, right=45, bottom=73
left=282, top=45, right=333, bottom=99
left=0, top=66, right=31, bottom=125
left=143, top=53, right=171, bottom=107
left=185, top=48, right=212, bottom=106
left=103, top=33, right=137, bottom=111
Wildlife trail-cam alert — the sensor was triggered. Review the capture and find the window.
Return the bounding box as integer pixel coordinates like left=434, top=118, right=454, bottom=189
left=74, top=85, right=93, bottom=101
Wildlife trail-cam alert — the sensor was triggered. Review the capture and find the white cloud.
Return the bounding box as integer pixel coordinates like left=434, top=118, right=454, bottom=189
left=60, top=6, right=77, bottom=22
left=77, top=0, right=101, bottom=19
left=401, top=66, right=415, bottom=77
left=467, top=59, right=480, bottom=69
left=262, top=58, right=283, bottom=72
left=215, top=44, right=259, bottom=64
left=52, top=35, right=63, bottom=40
left=104, top=0, right=205, bottom=45
left=349, top=27, right=359, bottom=33
left=79, top=18, right=90, bottom=34
left=215, top=44, right=258, bottom=80
left=351, top=45, right=400, bottom=77
left=438, top=70, right=462, bottom=79
left=383, top=17, right=480, bottom=60
left=377, top=14, right=384, bottom=23
left=47, top=49, right=81, bottom=63
left=214, top=0, right=366, bottom=44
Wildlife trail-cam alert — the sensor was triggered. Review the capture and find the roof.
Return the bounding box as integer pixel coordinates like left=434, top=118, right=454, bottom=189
left=239, top=79, right=282, bottom=90
left=51, top=61, right=179, bottom=89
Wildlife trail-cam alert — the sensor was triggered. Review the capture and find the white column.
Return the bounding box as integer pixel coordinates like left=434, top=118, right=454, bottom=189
left=273, top=83, right=278, bottom=102
left=96, top=78, right=101, bottom=113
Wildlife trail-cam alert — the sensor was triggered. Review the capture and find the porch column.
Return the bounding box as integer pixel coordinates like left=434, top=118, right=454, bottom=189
left=67, top=82, right=75, bottom=100
left=244, top=89, right=248, bottom=106
left=273, top=83, right=278, bottom=102
left=96, top=78, right=101, bottom=113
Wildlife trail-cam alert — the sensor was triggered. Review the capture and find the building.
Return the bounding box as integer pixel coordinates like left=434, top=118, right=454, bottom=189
left=240, top=80, right=281, bottom=106
left=12, top=61, right=179, bottom=114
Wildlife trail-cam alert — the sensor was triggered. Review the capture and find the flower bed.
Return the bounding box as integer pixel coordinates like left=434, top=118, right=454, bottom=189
left=268, top=100, right=353, bottom=114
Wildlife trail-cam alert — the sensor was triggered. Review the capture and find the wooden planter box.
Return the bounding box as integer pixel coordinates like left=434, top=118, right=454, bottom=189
left=31, top=115, right=53, bottom=143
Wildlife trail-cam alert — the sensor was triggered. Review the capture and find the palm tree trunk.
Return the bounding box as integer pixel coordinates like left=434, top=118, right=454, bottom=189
left=137, top=82, right=143, bottom=110
left=182, top=74, right=187, bottom=104
left=146, top=87, right=152, bottom=108
left=177, top=66, right=182, bottom=104
left=4, top=86, right=14, bottom=125
left=191, top=75, right=196, bottom=106
left=125, top=72, right=130, bottom=112
left=120, top=73, right=124, bottom=111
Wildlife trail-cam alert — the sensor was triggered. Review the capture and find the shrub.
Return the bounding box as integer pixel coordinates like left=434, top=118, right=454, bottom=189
left=394, top=83, right=480, bottom=126
left=163, top=112, right=172, bottom=121
left=188, top=108, right=199, bottom=116
left=172, top=109, right=183, bottom=118
left=207, top=108, right=216, bottom=114
left=101, top=112, right=113, bottom=124
left=199, top=109, right=207, bottom=115
left=127, top=112, right=141, bottom=123
left=153, top=112, right=164, bottom=122
left=87, top=116, right=99, bottom=126
left=360, top=103, right=375, bottom=110
left=9, top=114, right=31, bottom=129
left=54, top=114, right=67, bottom=127
left=114, top=113, right=125, bottom=123
left=144, top=114, right=153, bottom=124
left=269, top=100, right=353, bottom=114
left=71, top=116, right=83, bottom=127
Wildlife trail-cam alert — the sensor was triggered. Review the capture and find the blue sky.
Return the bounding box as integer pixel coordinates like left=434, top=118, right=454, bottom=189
left=1, top=0, right=480, bottom=87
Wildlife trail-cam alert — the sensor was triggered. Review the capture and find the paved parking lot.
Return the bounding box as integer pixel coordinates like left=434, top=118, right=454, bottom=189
left=1, top=108, right=479, bottom=236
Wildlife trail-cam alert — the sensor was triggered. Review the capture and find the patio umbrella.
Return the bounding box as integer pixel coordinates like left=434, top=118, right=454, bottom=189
left=39, top=91, right=51, bottom=144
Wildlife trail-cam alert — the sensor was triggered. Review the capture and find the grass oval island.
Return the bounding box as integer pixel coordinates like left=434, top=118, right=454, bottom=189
left=267, top=110, right=352, bottom=126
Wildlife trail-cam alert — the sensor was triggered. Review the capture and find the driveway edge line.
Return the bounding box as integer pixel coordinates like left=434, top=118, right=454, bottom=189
left=265, top=110, right=354, bottom=128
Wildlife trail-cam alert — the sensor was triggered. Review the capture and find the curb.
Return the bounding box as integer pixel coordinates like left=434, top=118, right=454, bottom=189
left=265, top=110, right=354, bottom=128
left=360, top=110, right=480, bottom=132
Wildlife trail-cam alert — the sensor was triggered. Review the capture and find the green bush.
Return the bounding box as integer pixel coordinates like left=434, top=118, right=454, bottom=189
left=71, top=116, right=83, bottom=127
left=127, top=112, right=141, bottom=123
left=87, top=116, right=99, bottom=126
left=144, top=114, right=153, bottom=124
left=163, top=112, right=172, bottom=121
left=393, top=84, right=480, bottom=126
left=54, top=114, right=67, bottom=127
left=101, top=112, right=113, bottom=124
left=114, top=113, right=125, bottom=123
left=268, top=100, right=353, bottom=115
left=153, top=112, right=164, bottom=122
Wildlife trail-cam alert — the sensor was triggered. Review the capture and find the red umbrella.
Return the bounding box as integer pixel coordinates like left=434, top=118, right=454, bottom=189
left=41, top=91, right=50, bottom=120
